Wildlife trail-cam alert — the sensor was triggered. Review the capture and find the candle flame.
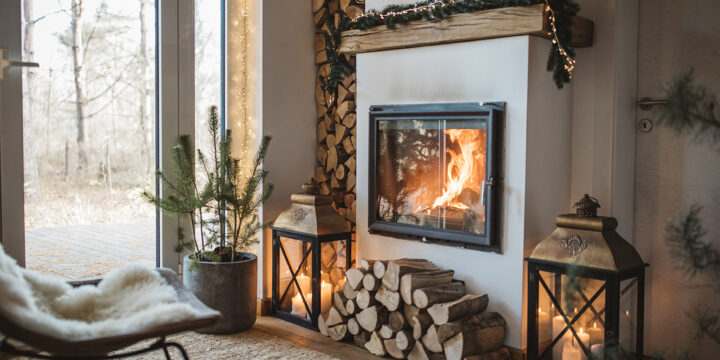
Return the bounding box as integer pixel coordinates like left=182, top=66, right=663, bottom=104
left=593, top=322, right=597, bottom=328
left=625, top=309, right=630, bottom=317
left=579, top=327, right=584, bottom=335
left=538, top=307, right=542, bottom=313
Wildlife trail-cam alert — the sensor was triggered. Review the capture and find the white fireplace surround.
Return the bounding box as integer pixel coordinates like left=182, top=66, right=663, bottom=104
left=355, top=35, right=573, bottom=349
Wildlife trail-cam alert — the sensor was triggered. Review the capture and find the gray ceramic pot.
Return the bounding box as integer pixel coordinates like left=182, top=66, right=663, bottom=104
left=182, top=252, right=257, bottom=334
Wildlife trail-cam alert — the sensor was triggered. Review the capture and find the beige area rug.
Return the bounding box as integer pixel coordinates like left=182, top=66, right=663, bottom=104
left=1, top=329, right=341, bottom=360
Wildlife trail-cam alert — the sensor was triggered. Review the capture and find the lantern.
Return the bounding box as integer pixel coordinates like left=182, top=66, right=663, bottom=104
left=525, top=195, right=648, bottom=360
left=271, top=179, right=353, bottom=329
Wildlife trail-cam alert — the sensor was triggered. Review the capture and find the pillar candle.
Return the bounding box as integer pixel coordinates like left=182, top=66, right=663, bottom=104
left=621, top=309, right=633, bottom=349
left=291, top=293, right=309, bottom=318
left=538, top=308, right=551, bottom=342
left=552, top=315, right=568, bottom=360
left=587, top=322, right=604, bottom=347
left=321, top=280, right=332, bottom=313
left=296, top=273, right=311, bottom=298
left=561, top=338, right=581, bottom=360
left=576, top=328, right=591, bottom=360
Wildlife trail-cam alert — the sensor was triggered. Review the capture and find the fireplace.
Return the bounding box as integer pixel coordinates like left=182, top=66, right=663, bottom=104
left=368, top=102, right=504, bottom=250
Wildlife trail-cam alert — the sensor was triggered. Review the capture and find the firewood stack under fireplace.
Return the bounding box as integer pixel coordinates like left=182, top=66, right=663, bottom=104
left=318, top=258, right=511, bottom=360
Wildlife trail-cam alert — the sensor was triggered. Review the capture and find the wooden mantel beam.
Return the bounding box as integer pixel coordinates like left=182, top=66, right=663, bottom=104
left=339, top=4, right=593, bottom=55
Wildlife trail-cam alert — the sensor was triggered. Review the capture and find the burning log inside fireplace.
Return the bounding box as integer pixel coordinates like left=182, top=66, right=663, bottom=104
left=319, top=258, right=510, bottom=359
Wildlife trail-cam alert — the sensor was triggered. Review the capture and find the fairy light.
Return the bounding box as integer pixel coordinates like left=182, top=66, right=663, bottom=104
left=544, top=0, right=575, bottom=79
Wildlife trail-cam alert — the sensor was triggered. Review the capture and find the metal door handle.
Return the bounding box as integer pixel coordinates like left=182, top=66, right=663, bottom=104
left=1, top=48, right=40, bottom=80
left=637, top=97, right=667, bottom=111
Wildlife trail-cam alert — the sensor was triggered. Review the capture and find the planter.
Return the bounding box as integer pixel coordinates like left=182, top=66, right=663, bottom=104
left=182, top=252, right=257, bottom=334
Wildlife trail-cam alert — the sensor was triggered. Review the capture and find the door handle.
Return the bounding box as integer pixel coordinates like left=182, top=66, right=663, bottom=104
left=1, top=48, right=40, bottom=81
left=637, top=97, right=667, bottom=111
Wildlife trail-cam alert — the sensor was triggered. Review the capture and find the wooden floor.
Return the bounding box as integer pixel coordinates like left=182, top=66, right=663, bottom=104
left=254, top=315, right=380, bottom=360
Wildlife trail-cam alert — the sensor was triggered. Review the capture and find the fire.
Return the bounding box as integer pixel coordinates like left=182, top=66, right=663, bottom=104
left=430, top=129, right=485, bottom=211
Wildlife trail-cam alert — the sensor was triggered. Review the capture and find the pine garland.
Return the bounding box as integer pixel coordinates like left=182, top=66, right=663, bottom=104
left=322, top=0, right=579, bottom=92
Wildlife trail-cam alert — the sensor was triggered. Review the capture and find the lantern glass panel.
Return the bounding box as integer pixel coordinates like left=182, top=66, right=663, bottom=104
left=321, top=239, right=350, bottom=304
left=278, top=236, right=312, bottom=320
left=619, top=278, right=638, bottom=352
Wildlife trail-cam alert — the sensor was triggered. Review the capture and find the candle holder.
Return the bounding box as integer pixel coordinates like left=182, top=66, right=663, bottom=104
left=271, top=179, right=353, bottom=329
left=525, top=195, right=648, bottom=360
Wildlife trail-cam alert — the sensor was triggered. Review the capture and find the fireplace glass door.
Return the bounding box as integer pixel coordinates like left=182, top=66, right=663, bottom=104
left=369, top=103, right=503, bottom=249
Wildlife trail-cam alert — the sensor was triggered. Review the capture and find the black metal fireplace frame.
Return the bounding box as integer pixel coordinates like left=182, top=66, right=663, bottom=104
left=368, top=102, right=504, bottom=251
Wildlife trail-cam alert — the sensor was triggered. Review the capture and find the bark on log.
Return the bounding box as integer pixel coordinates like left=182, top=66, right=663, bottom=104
left=334, top=291, right=349, bottom=316
left=326, top=306, right=346, bottom=327
left=345, top=298, right=357, bottom=315
left=435, top=312, right=506, bottom=345
left=389, top=311, right=407, bottom=331
left=364, top=331, right=386, bottom=357
left=373, top=260, right=388, bottom=279
left=363, top=272, right=380, bottom=291
left=413, top=282, right=467, bottom=309
left=422, top=325, right=444, bottom=353
left=375, top=286, right=401, bottom=311
left=319, top=312, right=329, bottom=336
left=383, top=259, right=438, bottom=291
left=442, top=326, right=506, bottom=360
left=400, top=269, right=454, bottom=305
left=356, top=288, right=376, bottom=309
left=379, top=324, right=395, bottom=339
left=411, top=313, right=434, bottom=340
left=463, top=347, right=512, bottom=360
left=347, top=317, right=361, bottom=335
left=346, top=267, right=366, bottom=290
left=384, top=338, right=410, bottom=359
left=396, top=329, right=415, bottom=351
left=404, top=304, right=421, bottom=324
left=357, top=305, right=389, bottom=332
left=312, top=0, right=326, bottom=13
left=329, top=324, right=350, bottom=341
left=360, top=259, right=376, bottom=271
left=427, top=294, right=489, bottom=325
left=343, top=281, right=358, bottom=300
left=354, top=331, right=372, bottom=347
left=409, top=341, right=447, bottom=360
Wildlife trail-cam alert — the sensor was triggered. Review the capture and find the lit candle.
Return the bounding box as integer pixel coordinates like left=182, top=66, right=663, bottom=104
left=296, top=273, right=311, bottom=298
left=538, top=307, right=551, bottom=342
left=291, top=293, right=310, bottom=318
left=575, top=328, right=591, bottom=360
left=587, top=322, right=604, bottom=347
left=621, top=309, right=633, bottom=349
left=561, top=337, right=581, bottom=360
left=321, top=280, right=332, bottom=313
left=552, top=315, right=569, bottom=360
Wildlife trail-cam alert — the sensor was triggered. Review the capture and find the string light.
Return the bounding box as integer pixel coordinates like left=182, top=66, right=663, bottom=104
left=544, top=0, right=575, bottom=79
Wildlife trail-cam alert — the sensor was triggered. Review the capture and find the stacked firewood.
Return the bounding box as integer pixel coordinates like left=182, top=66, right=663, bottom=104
left=318, top=259, right=511, bottom=360
left=312, top=0, right=363, bottom=233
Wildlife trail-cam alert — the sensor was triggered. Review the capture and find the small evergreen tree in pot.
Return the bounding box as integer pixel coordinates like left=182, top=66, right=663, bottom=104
left=143, top=106, right=272, bottom=333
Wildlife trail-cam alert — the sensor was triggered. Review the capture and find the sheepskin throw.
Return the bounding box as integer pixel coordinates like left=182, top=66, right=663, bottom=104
left=0, top=245, right=203, bottom=341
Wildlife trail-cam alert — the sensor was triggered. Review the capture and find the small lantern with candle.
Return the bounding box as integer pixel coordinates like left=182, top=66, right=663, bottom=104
left=271, top=179, right=353, bottom=329
left=525, top=195, right=648, bottom=360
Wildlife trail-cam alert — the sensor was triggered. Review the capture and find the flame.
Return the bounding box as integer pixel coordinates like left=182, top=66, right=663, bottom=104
left=430, top=129, right=485, bottom=211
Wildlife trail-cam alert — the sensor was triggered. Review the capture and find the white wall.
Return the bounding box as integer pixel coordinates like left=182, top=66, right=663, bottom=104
left=356, top=36, right=572, bottom=349
left=258, top=0, right=316, bottom=298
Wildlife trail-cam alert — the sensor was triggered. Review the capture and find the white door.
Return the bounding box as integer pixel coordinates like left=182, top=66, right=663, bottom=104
left=635, top=0, right=720, bottom=358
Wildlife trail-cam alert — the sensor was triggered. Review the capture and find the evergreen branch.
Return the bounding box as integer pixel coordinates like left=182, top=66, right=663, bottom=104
left=666, top=206, right=720, bottom=289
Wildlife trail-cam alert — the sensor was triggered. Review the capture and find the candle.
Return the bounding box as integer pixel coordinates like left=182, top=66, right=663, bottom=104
left=621, top=309, right=633, bottom=349
left=590, top=344, right=604, bottom=360
left=552, top=315, right=568, bottom=360
left=321, top=280, right=332, bottom=313
left=538, top=307, right=551, bottom=342
left=296, top=273, right=311, bottom=297
left=291, top=293, right=310, bottom=318
left=587, top=322, right=603, bottom=347
left=561, top=338, right=581, bottom=360
left=576, top=328, right=590, bottom=360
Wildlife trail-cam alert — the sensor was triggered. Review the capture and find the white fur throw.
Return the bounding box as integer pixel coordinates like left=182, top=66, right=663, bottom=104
left=0, top=245, right=202, bottom=341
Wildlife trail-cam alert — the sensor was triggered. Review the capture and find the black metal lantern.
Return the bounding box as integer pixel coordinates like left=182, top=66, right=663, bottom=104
left=271, top=179, right=353, bottom=329
left=526, top=195, right=648, bottom=360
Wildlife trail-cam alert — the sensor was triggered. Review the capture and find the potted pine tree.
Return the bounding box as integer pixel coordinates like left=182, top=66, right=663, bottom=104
left=144, top=106, right=272, bottom=333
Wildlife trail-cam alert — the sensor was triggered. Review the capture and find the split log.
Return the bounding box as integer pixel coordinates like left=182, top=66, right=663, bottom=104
left=384, top=338, right=410, bottom=359
left=363, top=272, right=380, bottom=291
left=343, top=281, right=358, bottom=300
left=356, top=288, right=376, bottom=309
left=409, top=341, right=446, bottom=360
left=333, top=291, right=349, bottom=316
left=422, top=325, right=444, bottom=353
left=379, top=324, right=395, bottom=339
left=375, top=286, right=401, bottom=311
left=427, top=294, right=489, bottom=325
left=360, top=259, right=376, bottom=271
left=435, top=312, right=506, bottom=346
left=326, top=146, right=338, bottom=172
left=413, top=281, right=467, bottom=309
left=464, top=347, right=512, bottom=360
left=312, top=0, right=326, bottom=13
left=326, top=133, right=337, bottom=147
left=411, top=313, right=434, bottom=340
left=382, top=259, right=438, bottom=291
left=329, top=267, right=345, bottom=285
left=357, top=305, right=389, bottom=332
left=373, top=260, right=388, bottom=279
left=317, top=121, right=328, bottom=143
left=339, top=0, right=351, bottom=12
left=342, top=112, right=356, bottom=128
left=316, top=145, right=328, bottom=166
left=319, top=312, right=329, bottom=336
left=364, top=331, right=386, bottom=357
left=337, top=100, right=354, bottom=119
left=313, top=7, right=326, bottom=28
left=396, top=329, right=415, bottom=351
left=328, top=324, right=350, bottom=342
left=442, top=325, right=506, bottom=360
left=345, top=298, right=357, bottom=315
left=345, top=267, right=366, bottom=290
left=346, top=173, right=356, bottom=192
left=354, top=331, right=372, bottom=347
left=326, top=306, right=346, bottom=327
left=389, top=311, right=407, bottom=331
left=347, top=317, right=361, bottom=335
left=400, top=269, right=454, bottom=305
left=314, top=166, right=328, bottom=182
left=335, top=164, right=346, bottom=180
left=345, top=5, right=364, bottom=20
left=404, top=304, right=421, bottom=324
